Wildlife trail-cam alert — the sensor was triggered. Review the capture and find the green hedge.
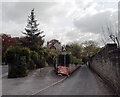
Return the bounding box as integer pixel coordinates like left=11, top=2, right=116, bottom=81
left=33, top=46, right=46, bottom=68
left=5, top=45, right=53, bottom=78
left=28, top=51, right=38, bottom=70
left=5, top=46, right=30, bottom=78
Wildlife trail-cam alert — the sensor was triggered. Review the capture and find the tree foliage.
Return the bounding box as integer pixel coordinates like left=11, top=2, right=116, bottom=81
left=21, top=9, right=45, bottom=50
left=1, top=34, right=19, bottom=63
left=82, top=40, right=101, bottom=57
left=66, top=42, right=83, bottom=59
left=66, top=41, right=101, bottom=64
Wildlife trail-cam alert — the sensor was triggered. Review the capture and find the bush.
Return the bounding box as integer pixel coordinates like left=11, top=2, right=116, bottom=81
left=8, top=62, right=28, bottom=78
left=5, top=46, right=30, bottom=78
left=28, top=51, right=38, bottom=70
left=5, top=46, right=19, bottom=64
left=28, top=59, right=35, bottom=70
left=45, top=61, right=49, bottom=67
left=22, top=47, right=31, bottom=64
left=33, top=46, right=46, bottom=68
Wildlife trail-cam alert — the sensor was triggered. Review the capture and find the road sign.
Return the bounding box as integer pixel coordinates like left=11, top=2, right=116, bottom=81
left=58, top=66, right=69, bottom=75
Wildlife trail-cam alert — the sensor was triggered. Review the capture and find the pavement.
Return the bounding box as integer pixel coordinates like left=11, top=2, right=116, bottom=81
left=36, top=65, right=114, bottom=95
left=2, top=67, right=66, bottom=95
left=2, top=65, right=8, bottom=74
left=0, top=65, right=8, bottom=78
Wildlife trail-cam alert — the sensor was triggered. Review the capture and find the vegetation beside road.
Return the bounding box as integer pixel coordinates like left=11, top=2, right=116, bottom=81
left=66, top=41, right=101, bottom=64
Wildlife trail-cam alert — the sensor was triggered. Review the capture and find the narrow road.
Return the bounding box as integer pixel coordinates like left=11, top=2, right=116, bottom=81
left=37, top=65, right=114, bottom=95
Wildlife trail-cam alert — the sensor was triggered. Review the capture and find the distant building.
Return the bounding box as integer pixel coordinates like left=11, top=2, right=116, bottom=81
left=47, top=39, right=62, bottom=51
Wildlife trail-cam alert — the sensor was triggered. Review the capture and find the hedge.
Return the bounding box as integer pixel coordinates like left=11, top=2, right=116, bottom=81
left=5, top=46, right=30, bottom=78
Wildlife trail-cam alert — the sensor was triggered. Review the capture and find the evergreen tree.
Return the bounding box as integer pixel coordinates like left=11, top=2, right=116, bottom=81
left=22, top=9, right=45, bottom=50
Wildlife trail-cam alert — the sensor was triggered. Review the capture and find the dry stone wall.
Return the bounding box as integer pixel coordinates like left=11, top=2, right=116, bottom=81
left=89, top=44, right=120, bottom=95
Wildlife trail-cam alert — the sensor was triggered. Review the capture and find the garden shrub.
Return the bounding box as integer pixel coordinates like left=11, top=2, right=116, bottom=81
left=46, top=56, right=53, bottom=66
left=5, top=46, right=30, bottom=78
left=44, top=61, right=49, bottom=67
left=28, top=59, right=35, bottom=70
left=22, top=47, right=31, bottom=64
left=8, top=62, right=28, bottom=78
left=28, top=51, right=38, bottom=70
left=32, top=46, right=46, bottom=68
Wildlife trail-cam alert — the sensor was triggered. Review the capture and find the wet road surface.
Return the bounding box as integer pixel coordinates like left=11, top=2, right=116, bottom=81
left=37, top=65, right=114, bottom=95
left=2, top=67, right=65, bottom=95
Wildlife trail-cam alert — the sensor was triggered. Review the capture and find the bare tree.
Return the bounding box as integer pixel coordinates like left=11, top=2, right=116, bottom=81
left=101, top=22, right=119, bottom=47
left=107, top=23, right=119, bottom=47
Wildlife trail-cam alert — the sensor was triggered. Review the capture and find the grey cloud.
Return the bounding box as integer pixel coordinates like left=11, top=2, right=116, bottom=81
left=65, top=28, right=101, bottom=44
left=74, top=11, right=112, bottom=33
left=2, top=2, right=57, bottom=24
left=1, top=1, right=118, bottom=46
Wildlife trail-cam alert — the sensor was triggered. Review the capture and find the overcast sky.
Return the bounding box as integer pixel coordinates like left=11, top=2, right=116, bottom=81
left=0, top=0, right=119, bottom=46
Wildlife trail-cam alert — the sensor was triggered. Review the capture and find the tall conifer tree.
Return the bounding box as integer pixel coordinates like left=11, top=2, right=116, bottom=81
left=22, top=9, right=45, bottom=49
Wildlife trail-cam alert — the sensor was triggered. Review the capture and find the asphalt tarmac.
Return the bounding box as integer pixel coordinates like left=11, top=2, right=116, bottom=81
left=37, top=65, right=114, bottom=95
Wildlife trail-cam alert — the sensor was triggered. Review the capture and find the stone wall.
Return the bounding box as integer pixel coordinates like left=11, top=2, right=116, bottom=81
left=89, top=44, right=120, bottom=95
left=69, top=64, right=81, bottom=74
